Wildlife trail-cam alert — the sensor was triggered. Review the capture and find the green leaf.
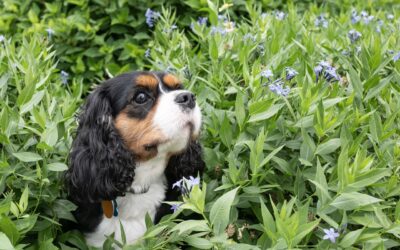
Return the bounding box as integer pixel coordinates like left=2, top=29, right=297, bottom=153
left=248, top=103, right=284, bottom=123
left=18, top=186, right=29, bottom=214
left=20, top=90, right=44, bottom=114
left=315, top=138, right=341, bottom=156
left=47, top=163, right=68, bottom=172
left=347, top=64, right=363, bottom=98
left=330, top=192, right=382, bottom=210
left=235, top=91, right=246, bottom=130
left=0, top=232, right=14, bottom=250
left=171, top=220, right=210, bottom=235
left=210, top=187, right=239, bottom=235
left=12, top=152, right=42, bottom=162
left=0, top=215, right=20, bottom=245
left=339, top=228, right=363, bottom=248
left=184, top=236, right=213, bottom=249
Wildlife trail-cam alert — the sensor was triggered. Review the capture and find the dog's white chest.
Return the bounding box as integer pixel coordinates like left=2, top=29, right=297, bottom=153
left=85, top=158, right=168, bottom=247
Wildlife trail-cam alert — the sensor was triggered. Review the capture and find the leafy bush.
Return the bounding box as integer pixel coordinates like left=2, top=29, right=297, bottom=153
left=1, top=1, right=400, bottom=249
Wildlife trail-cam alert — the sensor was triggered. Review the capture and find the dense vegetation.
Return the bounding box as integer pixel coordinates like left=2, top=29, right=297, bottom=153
left=1, top=0, right=400, bottom=249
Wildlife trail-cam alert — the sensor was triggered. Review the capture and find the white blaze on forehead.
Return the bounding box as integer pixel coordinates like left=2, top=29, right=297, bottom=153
left=152, top=90, right=202, bottom=154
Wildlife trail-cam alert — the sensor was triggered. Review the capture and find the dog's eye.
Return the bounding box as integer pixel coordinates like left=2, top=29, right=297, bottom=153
left=134, top=93, right=148, bottom=104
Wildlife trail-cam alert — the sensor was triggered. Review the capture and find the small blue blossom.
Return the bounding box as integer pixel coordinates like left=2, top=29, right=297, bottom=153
left=145, top=8, right=161, bottom=28
left=60, top=71, right=69, bottom=85
left=187, top=176, right=200, bottom=188
left=285, top=67, right=298, bottom=81
left=243, top=33, right=256, bottom=42
left=393, top=52, right=400, bottom=62
left=46, top=28, right=55, bottom=38
left=257, top=44, right=265, bottom=56
left=275, top=11, right=286, bottom=20
left=348, top=29, right=362, bottom=43
left=315, top=14, right=328, bottom=28
left=314, top=61, right=341, bottom=82
left=261, top=13, right=268, bottom=19
left=388, top=50, right=394, bottom=55
left=145, top=48, right=151, bottom=58
left=260, top=69, right=273, bottom=79
left=172, top=179, right=183, bottom=189
left=363, top=15, right=374, bottom=24
left=210, top=26, right=227, bottom=36
left=376, top=19, right=384, bottom=33
left=170, top=203, right=182, bottom=213
left=323, top=228, right=340, bottom=243
left=0, top=35, right=4, bottom=42
left=314, top=65, right=324, bottom=81
left=324, top=66, right=340, bottom=82
left=218, top=15, right=226, bottom=22
left=351, top=10, right=361, bottom=24
left=197, top=17, right=208, bottom=26
left=268, top=79, right=290, bottom=96
left=387, top=14, right=394, bottom=20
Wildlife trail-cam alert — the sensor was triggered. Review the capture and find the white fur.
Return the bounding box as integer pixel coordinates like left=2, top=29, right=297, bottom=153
left=85, top=89, right=202, bottom=247
left=85, top=155, right=168, bottom=247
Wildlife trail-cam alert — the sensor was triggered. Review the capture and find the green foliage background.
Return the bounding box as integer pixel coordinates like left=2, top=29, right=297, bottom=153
left=1, top=0, right=400, bottom=249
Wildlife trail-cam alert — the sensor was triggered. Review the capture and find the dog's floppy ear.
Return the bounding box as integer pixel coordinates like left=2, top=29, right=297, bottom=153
left=65, top=85, right=135, bottom=203
left=165, top=140, right=205, bottom=183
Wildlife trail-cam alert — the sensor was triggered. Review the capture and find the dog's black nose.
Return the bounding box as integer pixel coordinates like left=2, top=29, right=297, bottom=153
left=175, top=92, right=196, bottom=109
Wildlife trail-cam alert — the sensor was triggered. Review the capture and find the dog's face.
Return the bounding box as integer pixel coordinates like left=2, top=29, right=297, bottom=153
left=109, top=72, right=201, bottom=161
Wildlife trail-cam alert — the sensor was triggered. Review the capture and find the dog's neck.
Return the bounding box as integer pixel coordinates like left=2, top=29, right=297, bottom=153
left=130, top=153, right=168, bottom=192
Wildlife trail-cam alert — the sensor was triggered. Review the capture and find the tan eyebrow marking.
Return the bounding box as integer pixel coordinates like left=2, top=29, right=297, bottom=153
left=162, top=74, right=181, bottom=88
left=135, top=74, right=158, bottom=88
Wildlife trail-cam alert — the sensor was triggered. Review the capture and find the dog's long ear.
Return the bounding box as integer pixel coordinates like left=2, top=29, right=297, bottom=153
left=65, top=85, right=135, bottom=203
left=165, top=140, right=205, bottom=183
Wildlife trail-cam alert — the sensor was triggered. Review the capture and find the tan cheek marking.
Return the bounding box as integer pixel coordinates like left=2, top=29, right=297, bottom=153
left=135, top=74, right=159, bottom=89
left=114, top=102, right=166, bottom=161
left=162, top=74, right=181, bottom=89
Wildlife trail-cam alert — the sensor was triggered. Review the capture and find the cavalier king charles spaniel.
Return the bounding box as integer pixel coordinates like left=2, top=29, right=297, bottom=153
left=65, top=71, right=205, bottom=247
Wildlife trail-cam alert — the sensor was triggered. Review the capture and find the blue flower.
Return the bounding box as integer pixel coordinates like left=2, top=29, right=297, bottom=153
left=314, top=65, right=323, bottom=82
left=261, top=13, right=268, bottom=19
left=285, top=67, right=298, bottom=81
left=324, top=66, right=340, bottom=82
left=145, top=48, right=151, bottom=58
left=172, top=179, right=183, bottom=189
left=170, top=203, right=182, bottom=213
left=198, top=17, right=208, bottom=26
left=387, top=14, right=394, bottom=20
left=394, top=52, right=400, bottom=62
left=0, top=35, right=4, bottom=42
left=275, top=11, right=286, bottom=20
left=268, top=79, right=290, bottom=96
left=376, top=19, right=384, bottom=33
left=323, top=228, right=340, bottom=243
left=314, top=61, right=341, bottom=82
left=351, top=10, right=361, bottom=24
left=260, top=69, right=273, bottom=79
left=218, top=15, right=226, bottom=22
left=145, top=8, right=161, bottom=28
left=210, top=26, right=227, bottom=36
left=187, top=176, right=200, bottom=188
left=60, top=71, right=69, bottom=85
left=243, top=33, right=256, bottom=42
left=348, top=29, right=362, bottom=43
left=257, top=45, right=265, bottom=56
left=46, top=28, right=55, bottom=38
left=315, top=14, right=328, bottom=28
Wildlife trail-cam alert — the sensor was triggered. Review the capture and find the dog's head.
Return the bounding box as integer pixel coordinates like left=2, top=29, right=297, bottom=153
left=65, top=71, right=203, bottom=203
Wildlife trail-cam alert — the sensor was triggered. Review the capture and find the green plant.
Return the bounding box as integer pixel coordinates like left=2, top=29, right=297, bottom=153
left=1, top=1, right=400, bottom=249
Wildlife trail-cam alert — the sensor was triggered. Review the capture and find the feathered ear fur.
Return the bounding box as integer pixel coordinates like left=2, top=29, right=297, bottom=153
left=65, top=85, right=135, bottom=203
